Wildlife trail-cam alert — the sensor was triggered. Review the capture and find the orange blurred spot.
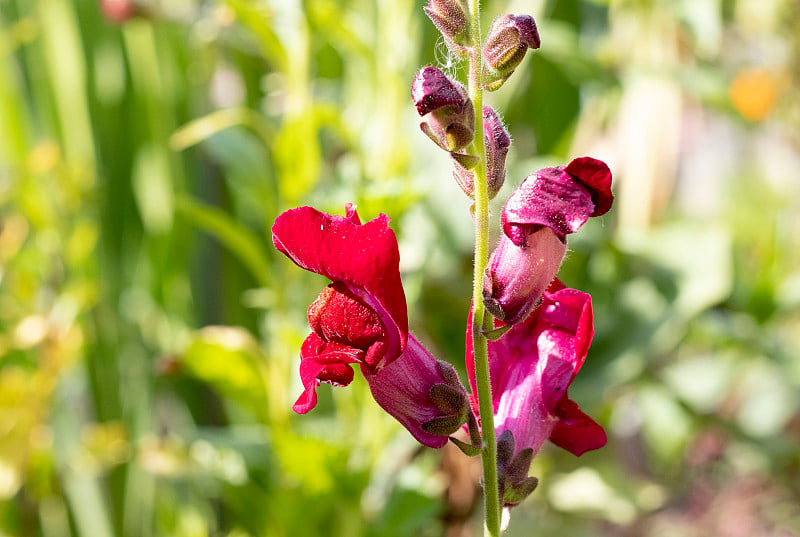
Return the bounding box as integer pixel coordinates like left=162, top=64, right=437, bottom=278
left=729, top=68, right=788, bottom=121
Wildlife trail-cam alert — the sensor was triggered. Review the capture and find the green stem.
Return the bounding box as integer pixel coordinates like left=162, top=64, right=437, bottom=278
left=466, top=1, right=501, bottom=535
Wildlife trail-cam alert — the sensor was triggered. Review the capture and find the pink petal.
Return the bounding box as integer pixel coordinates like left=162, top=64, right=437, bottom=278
left=501, top=167, right=598, bottom=243
left=466, top=283, right=604, bottom=458
left=361, top=335, right=453, bottom=448
left=483, top=227, right=567, bottom=324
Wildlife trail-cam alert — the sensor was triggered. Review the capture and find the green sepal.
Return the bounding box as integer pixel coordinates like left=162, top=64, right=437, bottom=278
left=449, top=436, right=482, bottom=457
left=421, top=414, right=466, bottom=436
left=450, top=151, right=480, bottom=170
left=429, top=383, right=467, bottom=414
left=503, top=476, right=539, bottom=506
left=482, top=324, right=512, bottom=341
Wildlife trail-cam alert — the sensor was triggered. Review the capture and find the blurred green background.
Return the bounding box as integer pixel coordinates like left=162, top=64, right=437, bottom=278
left=1, top=0, right=799, bottom=536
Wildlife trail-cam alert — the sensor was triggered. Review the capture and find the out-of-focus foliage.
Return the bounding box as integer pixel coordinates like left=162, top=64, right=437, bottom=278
left=0, top=0, right=798, bottom=536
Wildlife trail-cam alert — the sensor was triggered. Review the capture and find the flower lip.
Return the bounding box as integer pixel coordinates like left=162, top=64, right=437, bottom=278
left=308, top=282, right=387, bottom=352
left=564, top=157, right=613, bottom=217
left=293, top=333, right=361, bottom=414
left=501, top=157, right=613, bottom=244
left=271, top=204, right=408, bottom=365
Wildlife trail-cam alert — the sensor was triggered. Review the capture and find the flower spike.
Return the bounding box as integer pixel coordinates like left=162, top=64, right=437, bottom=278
left=273, top=205, right=469, bottom=448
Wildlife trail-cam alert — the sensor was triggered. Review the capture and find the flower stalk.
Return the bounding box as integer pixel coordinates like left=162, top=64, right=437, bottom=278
left=465, top=1, right=502, bottom=535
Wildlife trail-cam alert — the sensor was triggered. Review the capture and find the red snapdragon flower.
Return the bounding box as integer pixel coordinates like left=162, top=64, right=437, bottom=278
left=467, top=280, right=606, bottom=501
left=483, top=156, right=613, bottom=324
left=272, top=205, right=468, bottom=448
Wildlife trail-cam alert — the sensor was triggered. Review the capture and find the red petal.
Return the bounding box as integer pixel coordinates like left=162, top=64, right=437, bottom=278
left=537, top=286, right=594, bottom=383
left=564, top=157, right=614, bottom=217
left=293, top=333, right=360, bottom=414
left=549, top=397, right=607, bottom=456
left=272, top=206, right=408, bottom=363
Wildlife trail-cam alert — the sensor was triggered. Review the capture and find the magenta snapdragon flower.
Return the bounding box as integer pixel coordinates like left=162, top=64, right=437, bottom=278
left=484, top=156, right=613, bottom=324
left=467, top=280, right=607, bottom=503
left=272, top=205, right=468, bottom=448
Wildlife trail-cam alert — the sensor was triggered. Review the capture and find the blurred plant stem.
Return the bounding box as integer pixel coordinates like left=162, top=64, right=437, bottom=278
left=465, top=0, right=501, bottom=535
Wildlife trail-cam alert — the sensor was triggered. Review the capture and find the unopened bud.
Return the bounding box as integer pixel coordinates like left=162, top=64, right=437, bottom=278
left=424, top=0, right=469, bottom=55
left=483, top=14, right=541, bottom=91
left=412, top=67, right=475, bottom=151
left=452, top=106, right=510, bottom=198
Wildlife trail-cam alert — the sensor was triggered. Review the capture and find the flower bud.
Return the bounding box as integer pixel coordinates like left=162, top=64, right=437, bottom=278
left=452, top=106, right=510, bottom=198
left=482, top=14, right=541, bottom=91
left=424, top=0, right=469, bottom=55
left=412, top=67, right=475, bottom=151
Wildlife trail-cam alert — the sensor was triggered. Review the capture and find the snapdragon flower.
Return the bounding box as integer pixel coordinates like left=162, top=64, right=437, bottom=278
left=272, top=205, right=468, bottom=447
left=468, top=280, right=607, bottom=505
left=483, top=157, right=613, bottom=324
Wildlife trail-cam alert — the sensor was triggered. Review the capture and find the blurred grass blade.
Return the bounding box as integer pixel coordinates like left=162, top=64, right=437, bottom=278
left=223, top=0, right=287, bottom=72
left=176, top=195, right=271, bottom=287
left=132, top=144, right=174, bottom=234
left=169, top=108, right=273, bottom=151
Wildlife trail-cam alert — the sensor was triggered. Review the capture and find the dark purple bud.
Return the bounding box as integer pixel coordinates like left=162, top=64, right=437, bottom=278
left=412, top=67, right=475, bottom=151
left=483, top=14, right=541, bottom=91
left=484, top=106, right=511, bottom=196
left=452, top=106, right=510, bottom=199
left=424, top=0, right=469, bottom=55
